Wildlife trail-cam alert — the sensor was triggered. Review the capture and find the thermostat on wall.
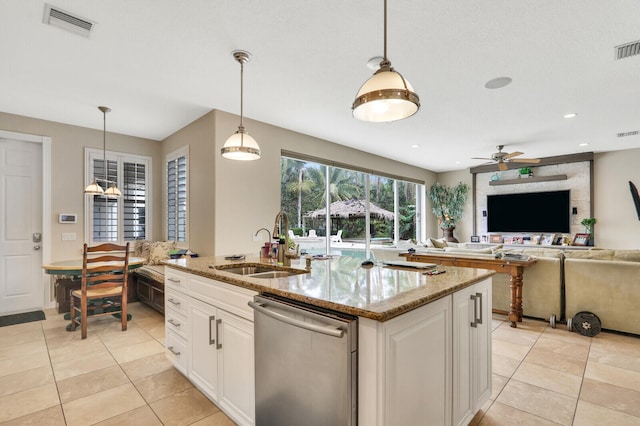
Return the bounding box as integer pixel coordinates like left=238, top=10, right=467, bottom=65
left=59, top=214, right=77, bottom=223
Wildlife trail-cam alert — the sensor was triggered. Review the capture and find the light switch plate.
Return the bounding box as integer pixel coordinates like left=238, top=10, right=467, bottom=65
left=62, top=232, right=76, bottom=241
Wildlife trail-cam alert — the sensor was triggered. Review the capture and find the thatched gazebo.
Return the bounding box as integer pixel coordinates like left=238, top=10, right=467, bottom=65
left=308, top=199, right=394, bottom=220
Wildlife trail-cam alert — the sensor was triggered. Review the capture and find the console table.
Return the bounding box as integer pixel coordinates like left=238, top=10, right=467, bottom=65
left=401, top=252, right=536, bottom=328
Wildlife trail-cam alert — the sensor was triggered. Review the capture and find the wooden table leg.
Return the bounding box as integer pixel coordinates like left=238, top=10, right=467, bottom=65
left=508, top=267, right=524, bottom=328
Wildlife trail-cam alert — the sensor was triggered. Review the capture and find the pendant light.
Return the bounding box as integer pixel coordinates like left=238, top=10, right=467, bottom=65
left=84, top=106, right=121, bottom=197
left=352, top=0, right=420, bottom=122
left=221, top=50, right=261, bottom=161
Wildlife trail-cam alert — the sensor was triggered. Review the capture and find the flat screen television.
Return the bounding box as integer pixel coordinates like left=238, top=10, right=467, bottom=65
left=487, top=190, right=570, bottom=233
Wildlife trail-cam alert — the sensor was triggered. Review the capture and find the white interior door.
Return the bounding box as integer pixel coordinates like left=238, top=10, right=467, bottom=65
left=0, top=138, right=43, bottom=314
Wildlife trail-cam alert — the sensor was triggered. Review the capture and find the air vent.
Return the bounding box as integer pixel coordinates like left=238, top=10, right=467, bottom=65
left=617, top=130, right=639, bottom=138
left=43, top=3, right=94, bottom=38
left=615, top=40, right=640, bottom=60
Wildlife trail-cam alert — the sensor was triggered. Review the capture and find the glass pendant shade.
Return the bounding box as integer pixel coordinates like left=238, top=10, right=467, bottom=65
left=104, top=182, right=122, bottom=198
left=84, top=178, right=105, bottom=195
left=221, top=126, right=261, bottom=161
left=353, top=64, right=420, bottom=122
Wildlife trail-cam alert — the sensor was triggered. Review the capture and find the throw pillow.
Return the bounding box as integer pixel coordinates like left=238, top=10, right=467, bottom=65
left=146, top=241, right=177, bottom=265
left=429, top=238, right=448, bottom=249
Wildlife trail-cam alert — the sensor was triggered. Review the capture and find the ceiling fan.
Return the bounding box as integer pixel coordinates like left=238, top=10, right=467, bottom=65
left=472, top=145, right=541, bottom=171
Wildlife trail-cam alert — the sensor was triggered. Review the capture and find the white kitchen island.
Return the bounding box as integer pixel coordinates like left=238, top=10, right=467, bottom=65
left=164, top=255, right=494, bottom=426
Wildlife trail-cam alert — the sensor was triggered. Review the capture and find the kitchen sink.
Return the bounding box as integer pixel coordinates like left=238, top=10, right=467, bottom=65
left=214, top=264, right=307, bottom=279
left=218, top=266, right=276, bottom=275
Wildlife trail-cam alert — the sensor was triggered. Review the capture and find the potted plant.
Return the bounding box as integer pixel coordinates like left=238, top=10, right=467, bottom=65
left=428, top=182, right=469, bottom=242
left=580, top=217, right=597, bottom=246
left=518, top=167, right=533, bottom=178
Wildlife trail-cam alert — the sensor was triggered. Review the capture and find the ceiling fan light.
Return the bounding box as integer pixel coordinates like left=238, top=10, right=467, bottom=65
left=221, top=127, right=261, bottom=161
left=353, top=67, right=420, bottom=122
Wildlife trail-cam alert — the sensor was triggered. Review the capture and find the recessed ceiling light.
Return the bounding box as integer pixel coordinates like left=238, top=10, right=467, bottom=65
left=564, top=113, right=578, bottom=119
left=455, top=161, right=461, bottom=164
left=579, top=143, right=589, bottom=147
left=484, top=77, right=512, bottom=89
left=411, top=144, right=420, bottom=149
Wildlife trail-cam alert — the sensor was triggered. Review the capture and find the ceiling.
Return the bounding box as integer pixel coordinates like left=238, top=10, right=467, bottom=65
left=1, top=1, right=639, bottom=172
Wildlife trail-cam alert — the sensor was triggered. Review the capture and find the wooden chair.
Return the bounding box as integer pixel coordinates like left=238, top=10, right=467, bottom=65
left=70, top=242, right=130, bottom=339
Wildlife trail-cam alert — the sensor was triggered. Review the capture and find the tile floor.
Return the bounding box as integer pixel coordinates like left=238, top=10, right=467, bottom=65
left=1, top=304, right=639, bottom=425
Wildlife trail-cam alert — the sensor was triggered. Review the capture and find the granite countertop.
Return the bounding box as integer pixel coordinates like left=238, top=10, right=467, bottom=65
left=164, top=255, right=494, bottom=322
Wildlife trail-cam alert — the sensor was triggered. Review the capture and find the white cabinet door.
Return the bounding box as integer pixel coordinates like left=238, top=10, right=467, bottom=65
left=384, top=295, right=452, bottom=426
left=473, top=279, right=492, bottom=410
left=218, top=309, right=255, bottom=426
left=189, top=298, right=219, bottom=400
left=452, top=278, right=492, bottom=426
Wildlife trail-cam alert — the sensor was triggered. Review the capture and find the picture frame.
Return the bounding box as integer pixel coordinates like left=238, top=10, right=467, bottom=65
left=512, top=236, right=524, bottom=245
left=540, top=234, right=556, bottom=245
left=481, top=235, right=488, bottom=243
left=470, top=235, right=480, bottom=243
left=503, top=236, right=514, bottom=244
left=572, top=233, right=590, bottom=246
left=530, top=234, right=541, bottom=245
left=489, top=234, right=503, bottom=244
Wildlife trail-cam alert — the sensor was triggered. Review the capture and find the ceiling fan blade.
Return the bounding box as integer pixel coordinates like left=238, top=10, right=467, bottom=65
left=471, top=157, right=494, bottom=160
left=503, top=151, right=524, bottom=159
left=510, top=157, right=541, bottom=163
left=498, top=162, right=508, bottom=171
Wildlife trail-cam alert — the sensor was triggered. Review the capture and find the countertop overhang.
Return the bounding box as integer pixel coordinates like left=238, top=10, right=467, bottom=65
left=164, top=256, right=495, bottom=322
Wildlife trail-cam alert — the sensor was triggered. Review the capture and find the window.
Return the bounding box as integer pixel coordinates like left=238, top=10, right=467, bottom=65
left=84, top=148, right=151, bottom=244
left=167, top=147, right=188, bottom=242
left=280, top=153, right=425, bottom=257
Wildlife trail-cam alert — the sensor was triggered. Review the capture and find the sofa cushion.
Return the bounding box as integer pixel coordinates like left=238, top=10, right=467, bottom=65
left=612, top=250, right=640, bottom=262
left=564, top=249, right=615, bottom=260
left=444, top=246, right=493, bottom=255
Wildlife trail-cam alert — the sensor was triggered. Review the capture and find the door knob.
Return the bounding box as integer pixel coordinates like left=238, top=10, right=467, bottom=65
left=33, top=245, right=41, bottom=250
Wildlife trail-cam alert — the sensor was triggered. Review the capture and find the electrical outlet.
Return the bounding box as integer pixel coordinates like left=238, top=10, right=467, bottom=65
left=61, top=232, right=76, bottom=241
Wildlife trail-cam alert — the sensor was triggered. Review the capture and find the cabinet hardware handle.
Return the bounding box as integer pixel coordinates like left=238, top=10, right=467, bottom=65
left=476, top=292, right=483, bottom=325
left=167, top=346, right=181, bottom=356
left=209, top=315, right=216, bottom=345
left=168, top=298, right=180, bottom=306
left=167, top=278, right=181, bottom=284
left=470, top=294, right=478, bottom=328
left=168, top=319, right=180, bottom=327
left=216, top=318, right=222, bottom=350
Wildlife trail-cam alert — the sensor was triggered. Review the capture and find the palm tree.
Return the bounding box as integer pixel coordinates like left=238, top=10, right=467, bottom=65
left=305, top=166, right=362, bottom=204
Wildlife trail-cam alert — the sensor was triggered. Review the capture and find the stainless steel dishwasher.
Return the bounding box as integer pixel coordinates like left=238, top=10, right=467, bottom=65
left=248, top=294, right=357, bottom=426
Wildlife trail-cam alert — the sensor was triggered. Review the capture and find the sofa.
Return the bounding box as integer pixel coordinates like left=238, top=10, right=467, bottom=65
left=372, top=240, right=640, bottom=335
left=564, top=249, right=640, bottom=335
left=372, top=241, right=563, bottom=323
left=131, top=240, right=178, bottom=314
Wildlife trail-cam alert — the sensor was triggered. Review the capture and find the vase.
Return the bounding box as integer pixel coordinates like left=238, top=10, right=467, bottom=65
left=442, top=227, right=458, bottom=243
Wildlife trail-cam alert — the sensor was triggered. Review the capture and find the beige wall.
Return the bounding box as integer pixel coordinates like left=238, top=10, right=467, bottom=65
left=437, top=148, right=640, bottom=249
left=433, top=169, right=474, bottom=242
left=210, top=110, right=436, bottom=256
left=593, top=149, right=640, bottom=249
left=0, top=112, right=162, bottom=261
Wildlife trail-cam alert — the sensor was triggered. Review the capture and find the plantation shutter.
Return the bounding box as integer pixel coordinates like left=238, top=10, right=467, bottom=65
left=167, top=154, right=187, bottom=242
left=123, top=161, right=146, bottom=240
left=92, top=158, right=118, bottom=242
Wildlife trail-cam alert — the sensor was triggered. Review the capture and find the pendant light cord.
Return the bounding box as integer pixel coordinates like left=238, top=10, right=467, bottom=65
left=103, top=109, right=107, bottom=181
left=383, top=0, right=387, bottom=62
left=239, top=59, right=244, bottom=129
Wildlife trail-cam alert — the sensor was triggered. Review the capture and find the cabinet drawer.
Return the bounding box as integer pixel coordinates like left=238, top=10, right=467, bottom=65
left=166, top=329, right=187, bottom=375
left=165, top=268, right=188, bottom=293
left=166, top=291, right=187, bottom=317
left=190, top=276, right=257, bottom=321
left=166, top=309, right=188, bottom=340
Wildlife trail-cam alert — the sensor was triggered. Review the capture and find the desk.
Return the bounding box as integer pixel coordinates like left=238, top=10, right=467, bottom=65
left=43, top=257, right=145, bottom=314
left=402, top=252, right=537, bottom=328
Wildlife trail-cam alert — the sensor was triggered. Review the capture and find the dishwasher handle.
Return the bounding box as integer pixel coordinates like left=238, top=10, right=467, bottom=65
left=248, top=301, right=345, bottom=338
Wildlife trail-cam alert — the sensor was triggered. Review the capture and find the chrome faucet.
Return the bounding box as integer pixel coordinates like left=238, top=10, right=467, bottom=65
left=272, top=211, right=291, bottom=266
